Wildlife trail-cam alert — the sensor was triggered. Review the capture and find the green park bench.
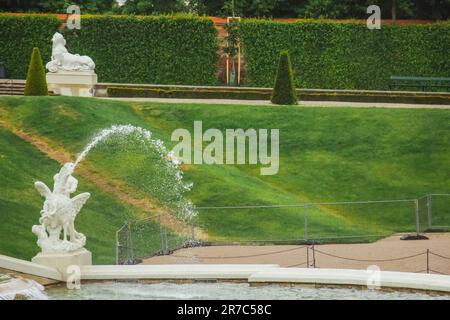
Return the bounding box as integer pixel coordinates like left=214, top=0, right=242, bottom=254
left=389, top=76, right=450, bottom=91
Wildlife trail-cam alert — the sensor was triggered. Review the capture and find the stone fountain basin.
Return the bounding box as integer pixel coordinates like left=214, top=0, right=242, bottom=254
left=0, top=276, right=46, bottom=300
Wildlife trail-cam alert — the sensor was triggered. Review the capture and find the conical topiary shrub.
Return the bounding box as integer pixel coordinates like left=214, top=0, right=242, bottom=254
left=24, top=47, right=48, bottom=96
left=271, top=50, right=297, bottom=105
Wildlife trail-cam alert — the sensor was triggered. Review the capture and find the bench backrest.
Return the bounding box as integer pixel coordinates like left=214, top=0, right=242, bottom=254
left=390, top=76, right=450, bottom=81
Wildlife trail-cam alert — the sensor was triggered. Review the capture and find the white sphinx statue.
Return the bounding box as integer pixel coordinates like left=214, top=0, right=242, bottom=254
left=46, top=32, right=95, bottom=72
left=45, top=32, right=97, bottom=97
left=32, top=163, right=90, bottom=254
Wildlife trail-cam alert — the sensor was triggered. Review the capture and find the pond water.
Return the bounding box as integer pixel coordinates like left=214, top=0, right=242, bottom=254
left=46, top=282, right=450, bottom=300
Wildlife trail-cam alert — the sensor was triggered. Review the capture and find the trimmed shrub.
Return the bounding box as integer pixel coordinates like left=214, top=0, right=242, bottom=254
left=0, top=14, right=60, bottom=80
left=239, top=20, right=450, bottom=90
left=271, top=50, right=297, bottom=105
left=24, top=47, right=48, bottom=96
left=107, top=87, right=272, bottom=100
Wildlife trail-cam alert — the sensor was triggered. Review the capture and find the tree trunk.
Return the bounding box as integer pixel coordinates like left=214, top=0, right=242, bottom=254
left=392, top=0, right=397, bottom=22
left=434, top=0, right=441, bottom=21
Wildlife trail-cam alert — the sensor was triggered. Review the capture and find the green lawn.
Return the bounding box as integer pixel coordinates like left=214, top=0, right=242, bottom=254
left=0, top=96, right=449, bottom=261
left=0, top=127, right=149, bottom=264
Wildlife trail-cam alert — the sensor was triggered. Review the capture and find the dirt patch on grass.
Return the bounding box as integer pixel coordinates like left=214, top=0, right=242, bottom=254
left=0, top=118, right=205, bottom=239
left=55, top=104, right=79, bottom=119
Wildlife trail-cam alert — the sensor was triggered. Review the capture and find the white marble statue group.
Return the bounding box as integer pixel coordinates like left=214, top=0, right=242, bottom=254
left=46, top=32, right=95, bottom=73
left=32, top=163, right=90, bottom=254
left=32, top=33, right=95, bottom=253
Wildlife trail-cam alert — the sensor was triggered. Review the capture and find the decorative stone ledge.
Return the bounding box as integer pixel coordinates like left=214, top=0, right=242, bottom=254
left=248, top=268, right=450, bottom=293
left=0, top=254, right=61, bottom=281
left=80, top=264, right=280, bottom=281
left=46, top=71, right=97, bottom=97
left=32, top=248, right=92, bottom=281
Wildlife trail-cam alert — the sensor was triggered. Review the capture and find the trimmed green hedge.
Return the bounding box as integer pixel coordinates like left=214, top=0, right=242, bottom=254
left=240, top=20, right=450, bottom=90
left=63, top=15, right=218, bottom=85
left=24, top=47, right=48, bottom=96
left=3, top=14, right=448, bottom=90
left=107, top=87, right=271, bottom=100
left=107, top=86, right=450, bottom=104
left=0, top=14, right=218, bottom=86
left=271, top=50, right=297, bottom=105
left=0, top=14, right=61, bottom=79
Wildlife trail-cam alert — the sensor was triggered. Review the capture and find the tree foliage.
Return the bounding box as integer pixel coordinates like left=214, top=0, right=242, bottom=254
left=169, top=0, right=450, bottom=20
left=1, top=0, right=449, bottom=20
left=116, top=0, right=187, bottom=15
left=0, top=0, right=117, bottom=13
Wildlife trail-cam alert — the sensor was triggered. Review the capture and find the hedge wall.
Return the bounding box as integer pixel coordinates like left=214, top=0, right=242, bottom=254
left=0, top=14, right=218, bottom=85
left=63, top=15, right=218, bottom=85
left=107, top=87, right=272, bottom=100
left=239, top=20, right=450, bottom=90
left=0, top=14, right=61, bottom=79
left=3, top=14, right=448, bottom=90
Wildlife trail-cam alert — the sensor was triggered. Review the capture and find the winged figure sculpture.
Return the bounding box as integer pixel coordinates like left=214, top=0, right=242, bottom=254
left=32, top=163, right=90, bottom=253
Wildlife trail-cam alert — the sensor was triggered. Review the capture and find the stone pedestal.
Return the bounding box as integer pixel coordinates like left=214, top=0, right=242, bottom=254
left=46, top=71, right=97, bottom=97
left=32, top=248, right=92, bottom=280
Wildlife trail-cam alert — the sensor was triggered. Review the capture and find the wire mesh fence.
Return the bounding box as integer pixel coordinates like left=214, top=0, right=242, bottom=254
left=195, top=199, right=418, bottom=244
left=116, top=213, right=194, bottom=265
left=417, top=194, right=450, bottom=232
left=116, top=194, right=450, bottom=265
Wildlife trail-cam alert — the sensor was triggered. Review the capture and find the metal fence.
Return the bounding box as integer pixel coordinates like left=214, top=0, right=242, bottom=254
left=417, top=194, right=450, bottom=233
left=196, top=199, right=416, bottom=244
left=116, top=213, right=194, bottom=265
left=116, top=194, right=450, bottom=264
left=299, top=245, right=450, bottom=275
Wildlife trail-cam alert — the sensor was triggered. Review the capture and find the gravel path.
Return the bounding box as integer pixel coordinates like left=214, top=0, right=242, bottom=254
left=142, top=233, right=450, bottom=275
left=101, top=97, right=450, bottom=109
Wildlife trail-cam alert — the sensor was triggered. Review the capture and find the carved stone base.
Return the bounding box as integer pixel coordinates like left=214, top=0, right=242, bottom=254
left=46, top=71, right=98, bottom=97
left=32, top=248, right=92, bottom=280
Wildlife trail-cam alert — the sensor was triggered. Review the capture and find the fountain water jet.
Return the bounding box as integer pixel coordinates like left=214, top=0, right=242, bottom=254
left=72, top=124, right=196, bottom=219
left=74, top=125, right=159, bottom=169
left=32, top=124, right=196, bottom=274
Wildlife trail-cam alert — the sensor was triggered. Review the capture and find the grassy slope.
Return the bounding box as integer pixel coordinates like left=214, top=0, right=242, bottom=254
left=136, top=102, right=450, bottom=239
left=0, top=127, right=159, bottom=264
left=0, top=96, right=449, bottom=253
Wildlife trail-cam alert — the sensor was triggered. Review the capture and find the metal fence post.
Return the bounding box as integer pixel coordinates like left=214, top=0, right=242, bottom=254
left=304, top=205, right=309, bottom=241
left=164, top=226, right=169, bottom=254
left=115, top=229, right=119, bottom=265
left=426, top=249, right=430, bottom=274
left=191, top=215, right=195, bottom=241
left=159, top=214, right=165, bottom=254
left=312, top=244, right=316, bottom=268
left=415, top=199, right=420, bottom=235
left=306, top=246, right=309, bottom=268
left=126, top=223, right=130, bottom=262
left=127, top=222, right=134, bottom=263
left=427, top=194, right=433, bottom=230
